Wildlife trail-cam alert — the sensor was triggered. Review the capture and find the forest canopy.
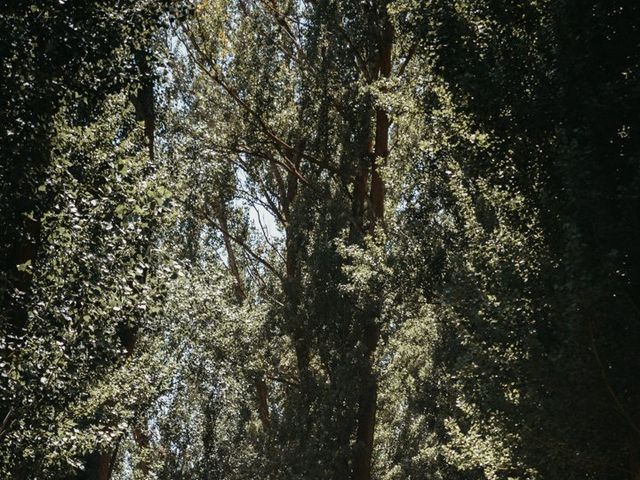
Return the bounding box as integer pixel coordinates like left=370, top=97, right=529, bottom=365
left=1, top=0, right=639, bottom=479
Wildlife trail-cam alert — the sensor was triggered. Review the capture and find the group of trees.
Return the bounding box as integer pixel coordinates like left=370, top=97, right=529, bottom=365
left=1, top=1, right=639, bottom=479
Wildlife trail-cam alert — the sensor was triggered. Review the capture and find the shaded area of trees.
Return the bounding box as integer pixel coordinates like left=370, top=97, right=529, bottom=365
left=0, top=1, right=178, bottom=477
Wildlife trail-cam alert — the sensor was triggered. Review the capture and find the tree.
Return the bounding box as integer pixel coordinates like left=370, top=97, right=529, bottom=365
left=4, top=0, right=639, bottom=478
left=0, top=1, right=178, bottom=477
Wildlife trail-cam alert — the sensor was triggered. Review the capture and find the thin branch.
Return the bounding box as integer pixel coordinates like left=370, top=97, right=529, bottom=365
left=252, top=204, right=286, bottom=264
left=0, top=408, right=14, bottom=439
left=259, top=0, right=318, bottom=74
left=333, top=22, right=372, bottom=82
left=237, top=186, right=286, bottom=226
left=397, top=40, right=418, bottom=78
left=265, top=373, right=300, bottom=389
left=245, top=253, right=281, bottom=297
left=199, top=208, right=282, bottom=278
left=269, top=162, right=287, bottom=210
left=178, top=26, right=294, bottom=150
left=177, top=25, right=338, bottom=178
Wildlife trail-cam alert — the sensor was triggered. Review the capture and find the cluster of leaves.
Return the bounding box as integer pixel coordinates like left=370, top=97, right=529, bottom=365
left=376, top=1, right=640, bottom=479
left=0, top=1, right=181, bottom=477
left=1, top=91, right=175, bottom=477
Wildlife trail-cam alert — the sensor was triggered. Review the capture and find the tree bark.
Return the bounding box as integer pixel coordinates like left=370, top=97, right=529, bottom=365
left=351, top=9, right=393, bottom=480
left=217, top=203, right=272, bottom=430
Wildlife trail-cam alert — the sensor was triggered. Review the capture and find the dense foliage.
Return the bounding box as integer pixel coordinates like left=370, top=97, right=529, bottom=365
left=1, top=1, right=639, bottom=479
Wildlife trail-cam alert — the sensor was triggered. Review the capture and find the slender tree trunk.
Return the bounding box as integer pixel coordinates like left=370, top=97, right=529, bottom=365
left=132, top=49, right=156, bottom=164
left=254, top=374, right=271, bottom=429
left=218, top=204, right=272, bottom=430
left=351, top=324, right=380, bottom=480
left=220, top=208, right=245, bottom=302
left=370, top=19, right=392, bottom=227
left=351, top=10, right=393, bottom=480
left=283, top=146, right=310, bottom=395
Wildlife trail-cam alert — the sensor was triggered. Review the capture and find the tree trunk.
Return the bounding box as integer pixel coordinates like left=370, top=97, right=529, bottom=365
left=217, top=203, right=272, bottom=430
left=351, top=10, right=393, bottom=480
